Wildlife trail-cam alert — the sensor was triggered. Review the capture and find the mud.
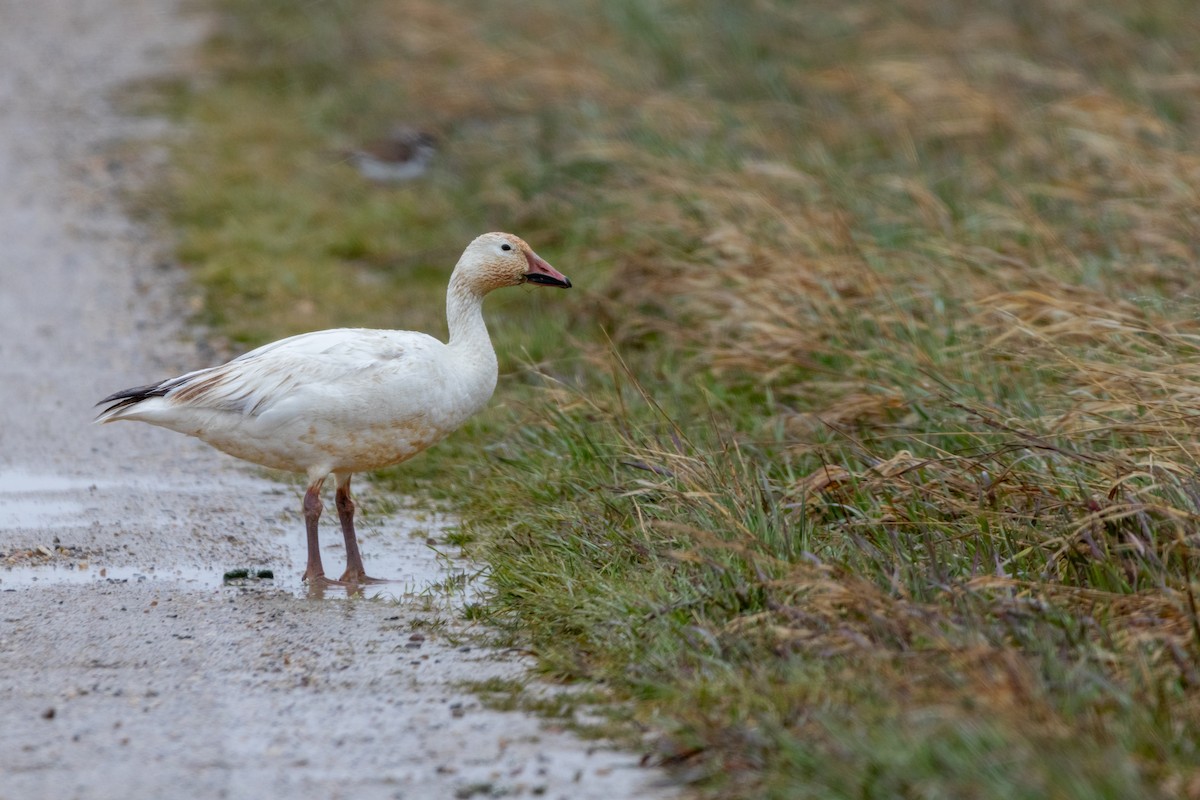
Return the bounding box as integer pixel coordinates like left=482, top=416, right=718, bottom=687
left=0, top=2, right=676, bottom=798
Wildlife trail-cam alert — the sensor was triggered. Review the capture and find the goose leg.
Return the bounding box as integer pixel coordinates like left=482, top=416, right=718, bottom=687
left=335, top=474, right=382, bottom=583
left=302, top=478, right=328, bottom=583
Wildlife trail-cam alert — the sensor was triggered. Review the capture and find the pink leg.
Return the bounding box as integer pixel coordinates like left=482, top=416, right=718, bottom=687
left=302, top=478, right=327, bottom=584
left=335, top=474, right=383, bottom=584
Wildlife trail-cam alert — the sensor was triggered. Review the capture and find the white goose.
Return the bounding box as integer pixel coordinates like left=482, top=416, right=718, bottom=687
left=97, top=232, right=571, bottom=586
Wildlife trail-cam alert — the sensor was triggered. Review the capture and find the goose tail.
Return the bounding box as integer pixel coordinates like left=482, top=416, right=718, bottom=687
left=94, top=380, right=174, bottom=423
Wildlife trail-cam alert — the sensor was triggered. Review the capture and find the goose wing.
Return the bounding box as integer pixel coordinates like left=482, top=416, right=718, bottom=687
left=98, top=328, right=441, bottom=421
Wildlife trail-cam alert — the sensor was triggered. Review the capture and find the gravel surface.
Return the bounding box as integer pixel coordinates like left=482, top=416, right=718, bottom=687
left=0, top=2, right=676, bottom=798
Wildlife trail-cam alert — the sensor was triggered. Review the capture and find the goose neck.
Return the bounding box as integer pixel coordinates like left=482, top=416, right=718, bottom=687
left=446, top=276, right=491, bottom=354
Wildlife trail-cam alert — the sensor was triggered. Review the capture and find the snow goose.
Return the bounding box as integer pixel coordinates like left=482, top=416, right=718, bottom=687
left=96, top=232, right=571, bottom=586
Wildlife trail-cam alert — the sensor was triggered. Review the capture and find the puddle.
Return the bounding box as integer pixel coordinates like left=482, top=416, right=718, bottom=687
left=0, top=552, right=476, bottom=601
left=0, top=470, right=96, bottom=527
left=1, top=516, right=477, bottom=604
left=0, top=472, right=102, bottom=493
left=0, top=468, right=478, bottom=602
left=0, top=563, right=214, bottom=588
left=0, top=541, right=475, bottom=597
left=272, top=517, right=481, bottom=602
left=0, top=496, right=86, bottom=527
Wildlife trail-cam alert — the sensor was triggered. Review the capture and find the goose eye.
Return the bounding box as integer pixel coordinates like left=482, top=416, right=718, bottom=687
left=501, top=243, right=512, bottom=251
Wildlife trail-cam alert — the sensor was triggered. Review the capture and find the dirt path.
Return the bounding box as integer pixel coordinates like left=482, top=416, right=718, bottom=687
left=0, top=3, right=675, bottom=798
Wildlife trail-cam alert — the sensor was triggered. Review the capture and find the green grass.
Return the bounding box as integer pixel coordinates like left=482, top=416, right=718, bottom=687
left=142, top=0, right=1200, bottom=797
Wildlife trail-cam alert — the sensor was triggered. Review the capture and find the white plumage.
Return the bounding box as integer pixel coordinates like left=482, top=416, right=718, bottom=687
left=97, top=232, right=571, bottom=586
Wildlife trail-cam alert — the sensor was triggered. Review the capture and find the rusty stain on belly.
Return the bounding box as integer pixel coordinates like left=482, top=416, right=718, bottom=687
left=306, top=418, right=441, bottom=472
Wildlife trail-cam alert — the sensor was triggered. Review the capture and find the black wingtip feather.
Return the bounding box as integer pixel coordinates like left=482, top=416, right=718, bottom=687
left=97, top=382, right=171, bottom=407
left=94, top=381, right=175, bottom=419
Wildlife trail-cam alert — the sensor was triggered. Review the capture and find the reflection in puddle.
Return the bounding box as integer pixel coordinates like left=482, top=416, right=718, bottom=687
left=273, top=520, right=476, bottom=601
left=1, top=533, right=475, bottom=603
left=0, top=556, right=473, bottom=601
left=0, top=559, right=475, bottom=601
left=0, top=469, right=476, bottom=602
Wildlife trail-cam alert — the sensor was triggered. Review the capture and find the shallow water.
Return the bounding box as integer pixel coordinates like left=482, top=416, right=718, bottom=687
left=0, top=558, right=473, bottom=600
left=0, top=562, right=210, bottom=588
left=0, top=470, right=94, bottom=527
left=0, top=468, right=474, bottom=601
left=0, top=471, right=103, bottom=493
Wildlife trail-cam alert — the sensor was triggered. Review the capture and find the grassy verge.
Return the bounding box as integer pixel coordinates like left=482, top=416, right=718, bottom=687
left=147, top=0, right=1200, bottom=796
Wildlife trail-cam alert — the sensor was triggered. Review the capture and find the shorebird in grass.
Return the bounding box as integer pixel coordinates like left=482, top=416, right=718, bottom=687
left=340, top=127, right=438, bottom=183
left=97, top=233, right=571, bottom=587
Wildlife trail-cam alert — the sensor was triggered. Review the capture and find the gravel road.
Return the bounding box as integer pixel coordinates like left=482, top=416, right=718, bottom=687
left=0, top=2, right=675, bottom=798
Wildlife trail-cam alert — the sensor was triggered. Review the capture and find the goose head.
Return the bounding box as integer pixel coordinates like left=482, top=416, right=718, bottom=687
left=456, top=232, right=572, bottom=295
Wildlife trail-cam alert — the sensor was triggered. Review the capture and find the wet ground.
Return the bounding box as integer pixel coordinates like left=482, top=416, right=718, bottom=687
left=0, top=2, right=676, bottom=798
